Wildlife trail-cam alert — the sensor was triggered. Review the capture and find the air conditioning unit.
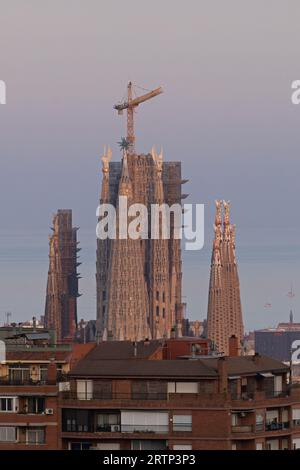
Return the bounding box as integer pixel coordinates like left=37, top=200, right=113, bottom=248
left=45, top=408, right=54, bottom=415
left=111, top=425, right=120, bottom=432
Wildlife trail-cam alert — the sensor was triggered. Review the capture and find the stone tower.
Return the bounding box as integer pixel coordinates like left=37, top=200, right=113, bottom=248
left=96, top=147, right=185, bottom=341
left=207, top=200, right=244, bottom=355
left=45, top=210, right=80, bottom=342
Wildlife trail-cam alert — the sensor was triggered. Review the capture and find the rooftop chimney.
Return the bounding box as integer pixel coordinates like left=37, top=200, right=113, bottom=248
left=217, top=357, right=228, bottom=394
left=47, top=358, right=57, bottom=385
left=229, top=335, right=239, bottom=357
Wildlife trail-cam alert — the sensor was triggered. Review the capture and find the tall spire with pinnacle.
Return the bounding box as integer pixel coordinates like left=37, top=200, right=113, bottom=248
left=149, top=147, right=173, bottom=338
left=96, top=146, right=112, bottom=337
left=105, top=151, right=151, bottom=341
left=207, top=200, right=244, bottom=355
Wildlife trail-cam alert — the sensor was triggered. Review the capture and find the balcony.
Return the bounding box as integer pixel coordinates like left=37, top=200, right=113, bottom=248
left=231, top=389, right=290, bottom=402
left=231, top=393, right=255, bottom=401
left=62, top=391, right=168, bottom=401
left=265, top=421, right=289, bottom=432
left=231, top=425, right=254, bottom=434
left=63, top=424, right=168, bottom=434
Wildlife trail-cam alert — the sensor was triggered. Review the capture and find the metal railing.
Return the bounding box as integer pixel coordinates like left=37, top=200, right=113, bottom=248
left=230, top=393, right=255, bottom=401
left=231, top=390, right=289, bottom=401
left=265, top=421, right=289, bottom=431
left=62, top=424, right=168, bottom=434
left=62, top=391, right=168, bottom=401
left=0, top=374, right=68, bottom=386
left=231, top=425, right=253, bottom=433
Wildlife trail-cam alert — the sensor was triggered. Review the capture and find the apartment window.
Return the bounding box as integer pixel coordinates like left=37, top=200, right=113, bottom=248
left=156, top=306, right=160, bottom=317
left=63, top=409, right=92, bottom=433
left=198, top=380, right=214, bottom=394
left=293, top=438, right=300, bottom=450
left=255, top=413, right=264, bottom=431
left=132, top=380, right=167, bottom=400
left=156, top=291, right=159, bottom=301
left=40, top=367, right=48, bottom=382
left=173, top=414, right=192, bottom=432
left=132, top=440, right=167, bottom=450
left=292, top=408, right=300, bottom=426
left=94, top=443, right=121, bottom=450
left=27, top=397, right=45, bottom=414
left=70, top=442, right=92, bottom=450
left=231, top=413, right=238, bottom=426
left=266, top=439, right=279, bottom=450
left=9, top=367, right=30, bottom=383
left=274, top=375, right=283, bottom=395
left=173, top=444, right=192, bottom=450
left=26, top=428, right=45, bottom=445
left=0, top=397, right=17, bottom=412
left=93, top=380, right=112, bottom=399
left=168, top=382, right=198, bottom=394
left=121, top=411, right=169, bottom=433
left=76, top=380, right=93, bottom=400
left=0, top=427, right=16, bottom=442
left=162, top=292, right=165, bottom=303
left=96, top=413, right=120, bottom=432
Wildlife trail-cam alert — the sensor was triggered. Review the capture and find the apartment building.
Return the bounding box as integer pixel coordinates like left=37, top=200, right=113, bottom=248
left=59, top=341, right=300, bottom=450
left=0, top=344, right=95, bottom=449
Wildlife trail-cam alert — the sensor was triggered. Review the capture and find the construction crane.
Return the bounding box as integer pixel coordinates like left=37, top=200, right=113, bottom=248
left=114, top=82, right=163, bottom=154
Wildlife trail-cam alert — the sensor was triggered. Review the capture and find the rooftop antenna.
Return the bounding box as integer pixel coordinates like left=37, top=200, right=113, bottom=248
left=287, top=283, right=295, bottom=322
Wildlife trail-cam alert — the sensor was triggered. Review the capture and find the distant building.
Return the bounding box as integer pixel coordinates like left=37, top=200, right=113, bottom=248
left=255, top=319, right=300, bottom=363
left=44, top=210, right=80, bottom=342
left=207, top=200, right=244, bottom=355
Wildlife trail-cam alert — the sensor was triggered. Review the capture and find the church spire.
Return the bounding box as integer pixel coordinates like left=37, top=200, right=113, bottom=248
left=207, top=200, right=244, bottom=355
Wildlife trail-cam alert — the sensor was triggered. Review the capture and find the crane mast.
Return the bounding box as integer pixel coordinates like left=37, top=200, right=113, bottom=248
left=114, top=82, right=163, bottom=154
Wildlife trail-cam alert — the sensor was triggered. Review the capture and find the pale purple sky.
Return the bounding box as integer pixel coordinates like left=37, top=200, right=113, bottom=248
left=0, top=1, right=300, bottom=329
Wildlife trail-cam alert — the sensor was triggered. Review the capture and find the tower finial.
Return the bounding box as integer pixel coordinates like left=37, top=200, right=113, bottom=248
left=215, top=200, right=222, bottom=226
left=101, top=145, right=112, bottom=174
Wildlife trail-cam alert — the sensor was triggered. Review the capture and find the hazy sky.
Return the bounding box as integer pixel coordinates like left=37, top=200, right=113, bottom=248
left=0, top=1, right=300, bottom=329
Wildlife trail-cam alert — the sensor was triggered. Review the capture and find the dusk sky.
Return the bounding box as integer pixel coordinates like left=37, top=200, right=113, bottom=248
left=0, top=1, right=300, bottom=330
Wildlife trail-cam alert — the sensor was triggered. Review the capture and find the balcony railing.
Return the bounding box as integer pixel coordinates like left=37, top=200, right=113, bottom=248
left=63, top=424, right=168, bottom=434
left=230, top=393, right=255, bottom=401
left=17, top=439, right=46, bottom=445
left=0, top=376, right=65, bottom=386
left=265, top=421, right=289, bottom=432
left=265, top=390, right=288, bottom=399
left=62, top=391, right=168, bottom=401
left=231, top=425, right=253, bottom=433
left=231, top=390, right=289, bottom=401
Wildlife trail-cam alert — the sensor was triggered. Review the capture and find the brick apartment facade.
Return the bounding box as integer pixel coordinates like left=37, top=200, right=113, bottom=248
left=59, top=340, right=300, bottom=450
left=1, top=338, right=300, bottom=450
left=0, top=344, right=95, bottom=449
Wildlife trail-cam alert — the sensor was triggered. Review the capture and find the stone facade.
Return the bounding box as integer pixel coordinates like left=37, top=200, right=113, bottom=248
left=207, top=200, right=244, bottom=355
left=45, top=210, right=79, bottom=342
left=96, top=148, right=185, bottom=341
